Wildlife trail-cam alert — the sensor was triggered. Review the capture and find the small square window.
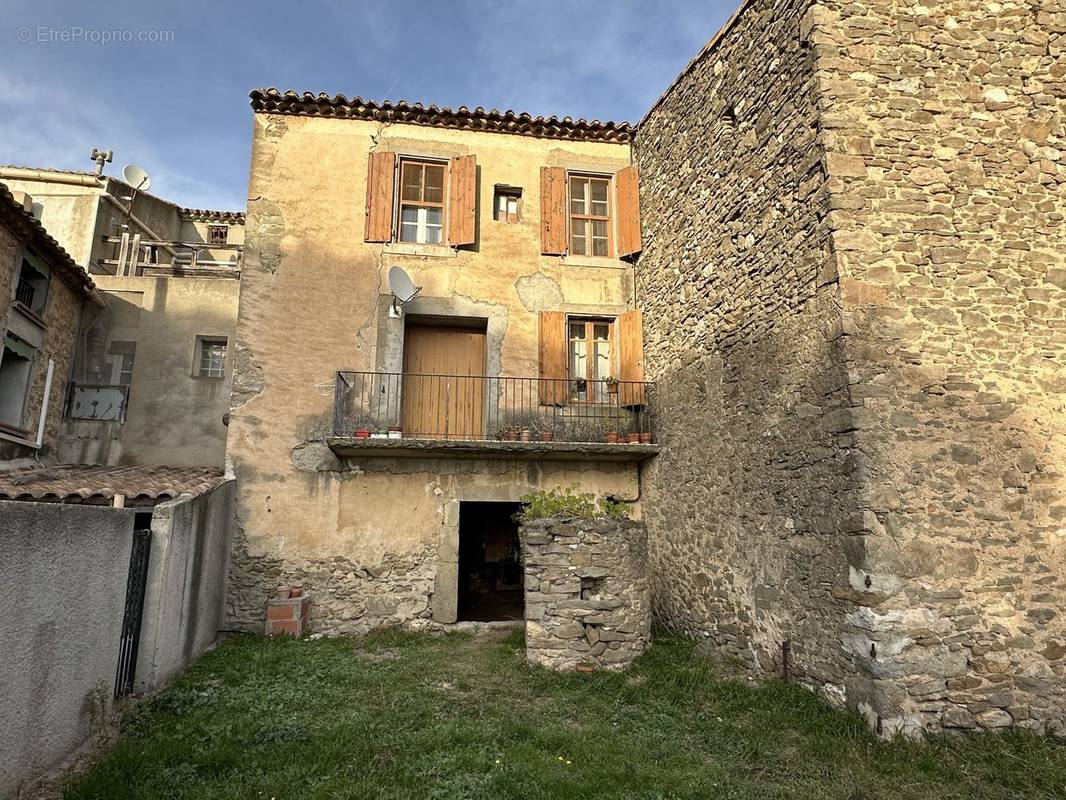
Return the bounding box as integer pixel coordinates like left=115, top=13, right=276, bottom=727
left=207, top=225, right=228, bottom=245
left=195, top=336, right=227, bottom=378
left=493, top=186, right=521, bottom=223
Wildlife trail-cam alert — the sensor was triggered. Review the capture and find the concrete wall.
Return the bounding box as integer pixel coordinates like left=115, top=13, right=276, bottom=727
left=0, top=501, right=134, bottom=800
left=59, top=275, right=239, bottom=467
left=228, top=113, right=640, bottom=632
left=807, top=0, right=1066, bottom=735
left=0, top=218, right=85, bottom=461
left=136, top=480, right=236, bottom=690
left=635, top=0, right=859, bottom=686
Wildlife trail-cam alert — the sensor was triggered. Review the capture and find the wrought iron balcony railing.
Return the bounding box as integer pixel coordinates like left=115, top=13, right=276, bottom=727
left=333, top=371, right=655, bottom=445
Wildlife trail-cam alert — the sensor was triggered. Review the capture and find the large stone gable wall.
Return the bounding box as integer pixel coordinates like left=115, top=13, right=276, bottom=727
left=635, top=0, right=1066, bottom=736
left=808, top=0, right=1066, bottom=734
left=634, top=0, right=864, bottom=693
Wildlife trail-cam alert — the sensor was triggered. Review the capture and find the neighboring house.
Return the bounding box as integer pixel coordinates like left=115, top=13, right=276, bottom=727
left=0, top=167, right=244, bottom=467
left=227, top=92, right=653, bottom=630
left=0, top=183, right=97, bottom=460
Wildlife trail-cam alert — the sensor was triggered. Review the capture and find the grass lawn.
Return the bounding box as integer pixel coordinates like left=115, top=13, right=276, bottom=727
left=65, top=630, right=1064, bottom=800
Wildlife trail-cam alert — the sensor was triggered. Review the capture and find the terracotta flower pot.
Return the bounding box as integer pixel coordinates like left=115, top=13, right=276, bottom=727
left=276, top=586, right=291, bottom=599
left=626, top=433, right=641, bottom=444
left=640, top=432, right=652, bottom=444
left=520, top=429, right=532, bottom=442
left=606, top=431, right=620, bottom=444
left=539, top=432, right=554, bottom=442
left=355, top=428, right=371, bottom=440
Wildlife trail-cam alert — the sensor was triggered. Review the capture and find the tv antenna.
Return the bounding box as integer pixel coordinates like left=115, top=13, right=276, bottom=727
left=388, top=266, right=421, bottom=318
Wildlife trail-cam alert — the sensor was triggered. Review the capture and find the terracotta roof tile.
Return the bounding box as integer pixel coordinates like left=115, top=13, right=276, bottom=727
left=180, top=208, right=246, bottom=225
left=0, top=464, right=226, bottom=506
left=249, top=89, right=635, bottom=144
left=0, top=182, right=96, bottom=296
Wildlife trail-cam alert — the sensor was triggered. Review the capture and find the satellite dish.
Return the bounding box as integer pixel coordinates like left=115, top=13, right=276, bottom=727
left=122, top=163, right=151, bottom=191
left=387, top=266, right=421, bottom=317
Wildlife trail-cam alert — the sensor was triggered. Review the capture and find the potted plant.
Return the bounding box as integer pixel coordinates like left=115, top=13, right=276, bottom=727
left=355, top=427, right=371, bottom=440
left=539, top=429, right=555, bottom=442
left=604, top=376, right=620, bottom=395
left=520, top=428, right=533, bottom=442
left=388, top=426, right=403, bottom=440
left=626, top=432, right=641, bottom=444
left=371, top=428, right=389, bottom=439
left=605, top=430, right=621, bottom=444
left=352, top=414, right=375, bottom=439
left=640, top=431, right=653, bottom=444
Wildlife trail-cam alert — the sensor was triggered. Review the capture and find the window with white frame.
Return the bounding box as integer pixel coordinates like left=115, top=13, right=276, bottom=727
left=397, top=159, right=446, bottom=244
left=195, top=336, right=227, bottom=378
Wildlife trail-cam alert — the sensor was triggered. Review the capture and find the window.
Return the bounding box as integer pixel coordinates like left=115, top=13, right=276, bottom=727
left=494, top=186, right=521, bottom=223
left=108, top=341, right=137, bottom=386
left=568, top=175, right=611, bottom=257
left=568, top=317, right=613, bottom=401
left=0, top=334, right=35, bottom=431
left=195, top=337, right=227, bottom=378
left=398, top=159, right=446, bottom=244
left=207, top=225, right=228, bottom=245
left=15, top=253, right=51, bottom=317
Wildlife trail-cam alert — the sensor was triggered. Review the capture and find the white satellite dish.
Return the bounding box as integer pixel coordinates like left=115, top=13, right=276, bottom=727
left=388, top=266, right=421, bottom=317
left=121, top=163, right=151, bottom=191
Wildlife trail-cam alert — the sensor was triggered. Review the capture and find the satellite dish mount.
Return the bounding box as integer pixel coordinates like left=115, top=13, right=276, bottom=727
left=121, top=163, right=152, bottom=219
left=388, top=266, right=422, bottom=318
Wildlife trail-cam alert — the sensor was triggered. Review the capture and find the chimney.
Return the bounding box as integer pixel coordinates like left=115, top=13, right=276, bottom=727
left=10, top=191, right=33, bottom=213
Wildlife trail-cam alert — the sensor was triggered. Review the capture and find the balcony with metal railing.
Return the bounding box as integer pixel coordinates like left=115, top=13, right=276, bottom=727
left=329, top=371, right=659, bottom=461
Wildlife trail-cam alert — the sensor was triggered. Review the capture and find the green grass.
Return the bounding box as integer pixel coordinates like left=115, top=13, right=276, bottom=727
left=65, top=631, right=1064, bottom=800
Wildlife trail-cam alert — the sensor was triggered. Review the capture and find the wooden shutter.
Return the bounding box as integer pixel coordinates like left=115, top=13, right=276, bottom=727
left=364, top=150, right=395, bottom=243
left=615, top=165, right=642, bottom=258
left=448, top=155, right=477, bottom=246
left=538, top=311, right=568, bottom=406
left=617, top=309, right=646, bottom=407
left=540, top=167, right=567, bottom=255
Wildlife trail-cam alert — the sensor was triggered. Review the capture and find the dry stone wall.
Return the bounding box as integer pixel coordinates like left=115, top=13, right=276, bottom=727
left=635, top=0, right=1066, bottom=736
left=521, top=517, right=651, bottom=670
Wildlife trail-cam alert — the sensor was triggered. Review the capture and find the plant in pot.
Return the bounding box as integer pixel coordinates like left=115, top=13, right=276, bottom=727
left=388, top=425, right=403, bottom=440
left=351, top=414, right=375, bottom=440
left=371, top=428, right=389, bottom=439
left=604, top=376, right=620, bottom=396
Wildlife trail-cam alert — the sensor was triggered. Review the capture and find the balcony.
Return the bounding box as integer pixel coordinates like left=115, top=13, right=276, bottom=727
left=329, top=371, right=659, bottom=462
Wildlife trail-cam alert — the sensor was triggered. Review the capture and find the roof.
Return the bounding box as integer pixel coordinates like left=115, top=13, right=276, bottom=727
left=0, top=182, right=96, bottom=296
left=0, top=464, right=227, bottom=505
left=249, top=89, right=635, bottom=144
left=180, top=207, right=246, bottom=225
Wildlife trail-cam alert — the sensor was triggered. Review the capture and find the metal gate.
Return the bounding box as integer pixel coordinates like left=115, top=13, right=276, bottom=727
left=114, top=526, right=152, bottom=696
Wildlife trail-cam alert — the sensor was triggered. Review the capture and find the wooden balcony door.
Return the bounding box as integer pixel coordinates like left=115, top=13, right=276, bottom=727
left=402, top=324, right=487, bottom=440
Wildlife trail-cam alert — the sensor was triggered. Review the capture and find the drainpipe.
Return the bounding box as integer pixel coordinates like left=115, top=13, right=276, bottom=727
left=33, top=359, right=55, bottom=449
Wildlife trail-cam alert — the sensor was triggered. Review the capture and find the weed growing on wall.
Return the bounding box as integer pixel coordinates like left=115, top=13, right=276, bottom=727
left=517, top=485, right=629, bottom=522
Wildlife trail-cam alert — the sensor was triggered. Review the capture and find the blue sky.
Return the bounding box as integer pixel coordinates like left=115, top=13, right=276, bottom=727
left=2, top=1, right=736, bottom=211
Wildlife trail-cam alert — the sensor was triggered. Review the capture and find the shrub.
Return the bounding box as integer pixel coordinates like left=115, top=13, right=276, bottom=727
left=517, top=485, right=630, bottom=522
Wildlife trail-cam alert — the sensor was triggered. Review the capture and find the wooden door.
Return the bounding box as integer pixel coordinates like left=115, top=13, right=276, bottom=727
left=402, top=325, right=487, bottom=439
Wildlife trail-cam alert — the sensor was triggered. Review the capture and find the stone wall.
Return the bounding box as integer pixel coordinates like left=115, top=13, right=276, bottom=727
left=807, top=0, right=1066, bottom=735
left=634, top=0, right=1065, bottom=736
left=521, top=517, right=651, bottom=670
left=634, top=0, right=862, bottom=690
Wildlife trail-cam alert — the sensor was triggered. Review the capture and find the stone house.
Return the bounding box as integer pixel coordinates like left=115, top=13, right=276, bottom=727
left=227, top=91, right=655, bottom=630
left=0, top=183, right=97, bottom=460
left=0, top=166, right=244, bottom=467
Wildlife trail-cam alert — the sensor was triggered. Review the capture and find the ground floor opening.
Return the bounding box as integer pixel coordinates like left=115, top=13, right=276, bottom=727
left=457, top=501, right=523, bottom=622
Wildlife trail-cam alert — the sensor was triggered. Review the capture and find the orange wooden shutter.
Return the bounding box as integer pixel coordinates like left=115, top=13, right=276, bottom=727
left=448, top=155, right=477, bottom=246
left=364, top=150, right=395, bottom=243
left=540, top=167, right=567, bottom=255
left=615, top=165, right=642, bottom=258
left=538, top=311, right=568, bottom=406
left=617, top=309, right=646, bottom=406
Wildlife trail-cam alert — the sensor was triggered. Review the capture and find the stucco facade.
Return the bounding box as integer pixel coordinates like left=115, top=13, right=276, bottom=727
left=227, top=109, right=645, bottom=632
left=0, top=168, right=244, bottom=468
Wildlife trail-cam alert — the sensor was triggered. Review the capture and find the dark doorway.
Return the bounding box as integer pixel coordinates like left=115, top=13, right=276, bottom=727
left=458, top=502, right=523, bottom=622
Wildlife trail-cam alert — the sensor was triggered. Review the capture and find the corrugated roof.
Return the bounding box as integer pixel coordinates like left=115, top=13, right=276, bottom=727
left=249, top=89, right=635, bottom=143
left=180, top=208, right=246, bottom=225
left=0, top=182, right=96, bottom=296
left=0, top=464, right=226, bottom=505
